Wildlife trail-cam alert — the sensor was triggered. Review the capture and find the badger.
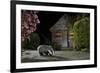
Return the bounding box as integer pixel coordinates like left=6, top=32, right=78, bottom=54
left=37, top=45, right=55, bottom=56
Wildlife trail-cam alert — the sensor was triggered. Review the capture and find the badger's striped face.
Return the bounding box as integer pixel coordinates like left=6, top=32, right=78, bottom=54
left=48, top=50, right=53, bottom=56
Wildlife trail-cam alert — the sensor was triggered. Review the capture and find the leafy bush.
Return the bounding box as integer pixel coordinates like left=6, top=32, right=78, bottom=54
left=73, top=16, right=90, bottom=51
left=23, top=32, right=40, bottom=50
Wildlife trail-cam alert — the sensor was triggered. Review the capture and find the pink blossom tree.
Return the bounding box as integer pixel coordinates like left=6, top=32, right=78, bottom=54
left=21, top=10, right=40, bottom=47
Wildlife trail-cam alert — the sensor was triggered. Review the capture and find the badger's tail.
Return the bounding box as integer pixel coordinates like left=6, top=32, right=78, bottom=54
left=37, top=45, right=42, bottom=52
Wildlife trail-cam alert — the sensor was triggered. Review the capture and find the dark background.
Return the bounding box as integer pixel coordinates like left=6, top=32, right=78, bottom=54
left=36, top=11, right=67, bottom=44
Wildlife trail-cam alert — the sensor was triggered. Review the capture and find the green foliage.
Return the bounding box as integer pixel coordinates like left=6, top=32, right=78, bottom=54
left=73, top=16, right=90, bottom=51
left=23, top=32, right=40, bottom=50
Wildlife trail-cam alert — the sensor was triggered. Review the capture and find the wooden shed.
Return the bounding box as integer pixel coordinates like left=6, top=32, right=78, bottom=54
left=50, top=14, right=69, bottom=50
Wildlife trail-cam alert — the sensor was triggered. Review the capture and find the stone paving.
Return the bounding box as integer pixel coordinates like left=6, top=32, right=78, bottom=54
left=21, top=50, right=90, bottom=63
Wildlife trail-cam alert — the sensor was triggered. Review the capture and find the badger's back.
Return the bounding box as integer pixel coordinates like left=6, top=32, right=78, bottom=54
left=37, top=45, right=49, bottom=51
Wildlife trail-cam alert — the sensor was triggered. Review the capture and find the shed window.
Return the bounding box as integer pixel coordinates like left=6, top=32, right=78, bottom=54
left=55, top=32, right=62, bottom=37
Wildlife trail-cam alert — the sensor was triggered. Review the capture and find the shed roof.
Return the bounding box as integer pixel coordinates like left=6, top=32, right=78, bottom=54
left=50, top=14, right=69, bottom=32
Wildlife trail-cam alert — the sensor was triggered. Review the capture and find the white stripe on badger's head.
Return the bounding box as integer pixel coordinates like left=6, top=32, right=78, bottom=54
left=48, top=50, right=53, bottom=55
left=49, top=46, right=55, bottom=55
